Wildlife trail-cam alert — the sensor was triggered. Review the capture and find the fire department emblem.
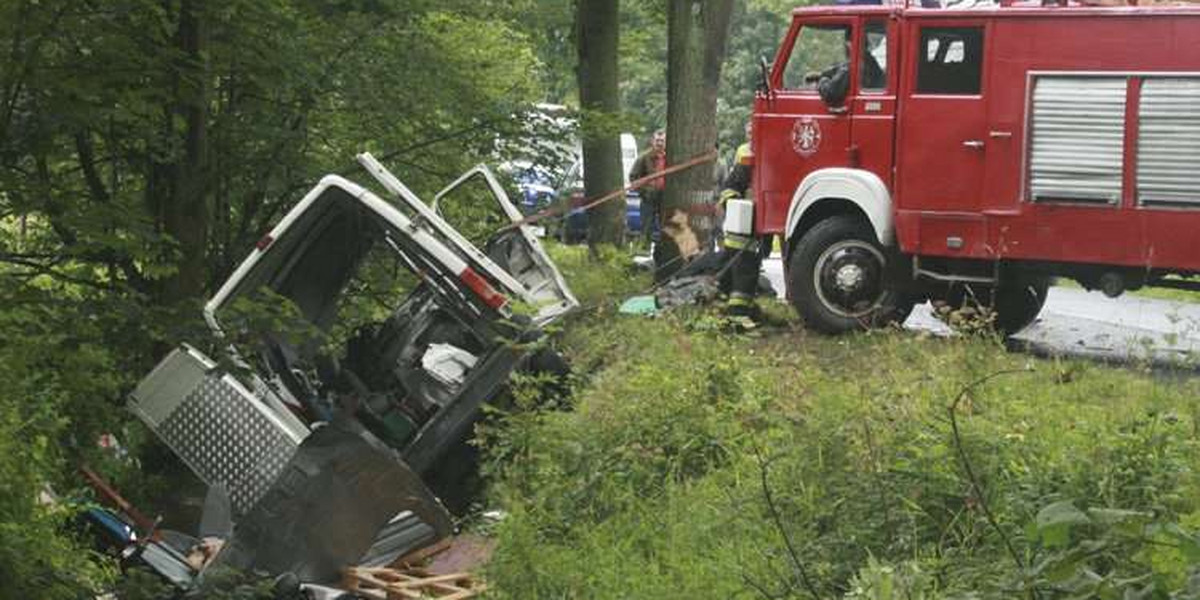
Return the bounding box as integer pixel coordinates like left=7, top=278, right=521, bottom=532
left=791, top=117, right=822, bottom=157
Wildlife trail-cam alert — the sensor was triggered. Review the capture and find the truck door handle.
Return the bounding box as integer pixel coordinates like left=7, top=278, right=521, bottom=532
left=989, top=130, right=1013, bottom=139
left=827, top=105, right=849, bottom=115
left=962, top=140, right=985, bottom=149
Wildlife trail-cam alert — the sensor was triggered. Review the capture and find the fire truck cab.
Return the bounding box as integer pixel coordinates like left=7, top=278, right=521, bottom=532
left=755, top=1, right=1200, bottom=333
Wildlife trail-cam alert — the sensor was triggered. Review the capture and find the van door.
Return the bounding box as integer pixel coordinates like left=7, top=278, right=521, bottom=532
left=433, top=165, right=579, bottom=323
left=358, top=154, right=578, bottom=324
left=895, top=22, right=990, bottom=257
left=757, top=17, right=856, bottom=233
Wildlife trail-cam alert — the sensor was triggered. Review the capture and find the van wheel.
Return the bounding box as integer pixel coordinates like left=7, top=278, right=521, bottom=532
left=786, top=215, right=912, bottom=334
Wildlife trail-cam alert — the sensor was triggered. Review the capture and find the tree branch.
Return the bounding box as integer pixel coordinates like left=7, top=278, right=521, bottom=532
left=1, top=254, right=112, bottom=291
left=753, top=444, right=821, bottom=600
left=74, top=131, right=110, bottom=204
left=1, top=2, right=70, bottom=145
left=946, top=367, right=1033, bottom=572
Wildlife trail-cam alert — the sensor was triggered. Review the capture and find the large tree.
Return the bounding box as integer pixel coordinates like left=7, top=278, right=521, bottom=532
left=576, top=0, right=625, bottom=248
left=658, top=0, right=735, bottom=280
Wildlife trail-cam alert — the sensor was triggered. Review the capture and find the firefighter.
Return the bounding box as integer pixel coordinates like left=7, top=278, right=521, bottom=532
left=805, top=32, right=855, bottom=107
left=718, top=123, right=767, bottom=318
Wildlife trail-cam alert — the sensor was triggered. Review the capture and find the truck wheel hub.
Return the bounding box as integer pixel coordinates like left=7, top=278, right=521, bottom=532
left=834, top=264, right=865, bottom=290
left=813, top=240, right=887, bottom=318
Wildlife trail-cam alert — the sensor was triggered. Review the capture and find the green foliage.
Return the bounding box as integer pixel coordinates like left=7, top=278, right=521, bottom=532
left=0, top=285, right=121, bottom=598
left=115, top=565, right=278, bottom=600
left=0, top=0, right=552, bottom=593
left=113, top=569, right=176, bottom=600
left=542, top=242, right=650, bottom=308
left=844, top=557, right=941, bottom=600
left=1025, top=501, right=1200, bottom=598
left=435, top=172, right=516, bottom=249
left=479, top=285, right=1200, bottom=598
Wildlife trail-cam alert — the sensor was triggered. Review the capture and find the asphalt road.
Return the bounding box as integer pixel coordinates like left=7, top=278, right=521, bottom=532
left=762, top=256, right=1200, bottom=367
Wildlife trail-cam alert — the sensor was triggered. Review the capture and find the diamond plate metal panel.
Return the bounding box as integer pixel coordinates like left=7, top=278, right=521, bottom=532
left=1029, top=76, right=1127, bottom=203
left=132, top=347, right=300, bottom=516
left=157, top=377, right=297, bottom=515
left=1138, top=78, right=1200, bottom=207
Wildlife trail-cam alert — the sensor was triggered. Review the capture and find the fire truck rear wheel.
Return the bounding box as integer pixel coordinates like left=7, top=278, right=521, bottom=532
left=786, top=215, right=912, bottom=334
left=946, top=278, right=1049, bottom=335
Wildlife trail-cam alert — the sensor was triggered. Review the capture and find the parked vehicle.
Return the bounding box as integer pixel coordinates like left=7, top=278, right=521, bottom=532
left=503, top=160, right=559, bottom=222
left=745, top=0, right=1200, bottom=334
left=557, top=132, right=643, bottom=242
left=128, top=155, right=577, bottom=585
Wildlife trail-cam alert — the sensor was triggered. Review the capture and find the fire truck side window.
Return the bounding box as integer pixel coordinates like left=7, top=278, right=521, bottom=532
left=782, top=24, right=851, bottom=91
left=860, top=21, right=888, bottom=92
left=916, top=27, right=984, bottom=95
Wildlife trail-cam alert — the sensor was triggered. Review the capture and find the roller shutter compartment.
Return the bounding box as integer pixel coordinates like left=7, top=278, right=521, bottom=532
left=1138, top=77, right=1200, bottom=207
left=1029, top=76, right=1127, bottom=204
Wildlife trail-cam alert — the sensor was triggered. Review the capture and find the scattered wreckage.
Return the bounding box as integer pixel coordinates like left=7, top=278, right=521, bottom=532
left=111, top=154, right=577, bottom=594
left=620, top=250, right=776, bottom=316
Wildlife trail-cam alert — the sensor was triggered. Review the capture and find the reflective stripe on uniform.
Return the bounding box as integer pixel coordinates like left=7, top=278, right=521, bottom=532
left=727, top=294, right=753, bottom=307
left=723, top=233, right=757, bottom=251
left=724, top=236, right=749, bottom=250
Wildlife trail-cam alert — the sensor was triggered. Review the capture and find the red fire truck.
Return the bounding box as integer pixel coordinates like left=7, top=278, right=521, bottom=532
left=750, top=1, right=1200, bottom=333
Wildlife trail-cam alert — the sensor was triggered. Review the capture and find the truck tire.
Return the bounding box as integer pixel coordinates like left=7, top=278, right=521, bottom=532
left=786, top=215, right=912, bottom=334
left=945, top=277, right=1049, bottom=335
left=991, top=277, right=1050, bottom=334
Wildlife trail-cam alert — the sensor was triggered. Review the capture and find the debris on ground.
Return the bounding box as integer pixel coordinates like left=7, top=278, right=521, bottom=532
left=655, top=275, right=721, bottom=308
left=621, top=249, right=775, bottom=316
left=618, top=295, right=659, bottom=315
left=343, top=565, right=487, bottom=599
left=421, top=534, right=496, bottom=576
left=344, top=531, right=495, bottom=597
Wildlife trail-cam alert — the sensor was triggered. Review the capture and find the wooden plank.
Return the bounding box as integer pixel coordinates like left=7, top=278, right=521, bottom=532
left=343, top=569, right=421, bottom=600
left=393, top=537, right=453, bottom=567
left=344, top=566, right=485, bottom=599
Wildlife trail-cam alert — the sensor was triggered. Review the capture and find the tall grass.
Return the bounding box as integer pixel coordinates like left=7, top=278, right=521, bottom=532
left=480, top=246, right=1200, bottom=599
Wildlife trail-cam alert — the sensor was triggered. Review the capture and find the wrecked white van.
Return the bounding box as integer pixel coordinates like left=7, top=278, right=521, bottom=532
left=128, top=154, right=576, bottom=583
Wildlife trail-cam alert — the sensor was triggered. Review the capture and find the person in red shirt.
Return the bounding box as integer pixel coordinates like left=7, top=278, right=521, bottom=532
left=629, top=128, right=666, bottom=245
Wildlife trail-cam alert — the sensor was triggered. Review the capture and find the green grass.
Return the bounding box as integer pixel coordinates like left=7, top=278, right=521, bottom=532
left=479, top=246, right=1200, bottom=599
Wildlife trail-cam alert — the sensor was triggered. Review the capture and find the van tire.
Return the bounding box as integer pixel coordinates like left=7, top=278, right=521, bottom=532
left=786, top=215, right=911, bottom=334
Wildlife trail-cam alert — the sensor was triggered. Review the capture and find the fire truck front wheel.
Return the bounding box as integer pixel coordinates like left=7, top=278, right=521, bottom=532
left=786, top=215, right=912, bottom=334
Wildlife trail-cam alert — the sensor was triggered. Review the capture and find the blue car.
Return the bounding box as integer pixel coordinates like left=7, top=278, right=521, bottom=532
left=561, top=188, right=646, bottom=243
left=508, top=164, right=559, bottom=217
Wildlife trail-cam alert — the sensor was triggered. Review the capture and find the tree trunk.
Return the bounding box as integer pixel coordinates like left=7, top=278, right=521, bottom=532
left=162, top=0, right=209, bottom=304
left=575, top=0, right=624, bottom=251
left=658, top=0, right=733, bottom=281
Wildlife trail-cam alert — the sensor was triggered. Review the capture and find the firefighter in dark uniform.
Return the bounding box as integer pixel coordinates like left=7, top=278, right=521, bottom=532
left=718, top=134, right=766, bottom=316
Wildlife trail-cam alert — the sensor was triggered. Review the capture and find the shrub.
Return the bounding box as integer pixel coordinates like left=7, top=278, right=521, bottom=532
left=481, top=290, right=1200, bottom=599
